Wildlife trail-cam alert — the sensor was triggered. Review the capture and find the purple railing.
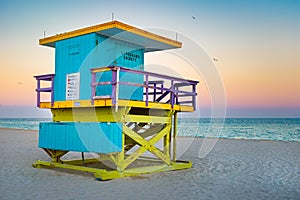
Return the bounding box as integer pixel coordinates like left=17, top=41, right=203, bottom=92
left=34, top=74, right=55, bottom=107
left=91, top=66, right=198, bottom=110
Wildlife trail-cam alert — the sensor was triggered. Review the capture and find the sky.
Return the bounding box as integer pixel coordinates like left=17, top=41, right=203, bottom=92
left=0, top=0, right=299, bottom=118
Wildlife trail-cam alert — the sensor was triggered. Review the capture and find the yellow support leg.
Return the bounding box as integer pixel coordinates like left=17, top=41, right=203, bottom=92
left=116, top=132, right=125, bottom=171
left=173, top=112, right=178, bottom=161
left=164, top=125, right=170, bottom=161
left=43, top=148, right=68, bottom=163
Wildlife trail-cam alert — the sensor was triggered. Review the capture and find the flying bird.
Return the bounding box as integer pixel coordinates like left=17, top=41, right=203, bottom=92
left=192, top=16, right=196, bottom=20
left=212, top=58, right=218, bottom=62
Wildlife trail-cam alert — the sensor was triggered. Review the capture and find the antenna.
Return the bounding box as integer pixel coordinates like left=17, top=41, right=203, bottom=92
left=112, top=12, right=114, bottom=21
left=43, top=30, right=46, bottom=38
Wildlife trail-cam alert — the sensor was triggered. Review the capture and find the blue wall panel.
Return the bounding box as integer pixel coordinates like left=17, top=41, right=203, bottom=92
left=95, top=39, right=144, bottom=100
left=54, top=33, right=145, bottom=101
left=39, top=122, right=122, bottom=153
left=55, top=33, right=98, bottom=101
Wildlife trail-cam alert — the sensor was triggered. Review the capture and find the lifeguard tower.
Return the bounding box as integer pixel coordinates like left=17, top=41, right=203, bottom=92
left=33, top=21, right=198, bottom=180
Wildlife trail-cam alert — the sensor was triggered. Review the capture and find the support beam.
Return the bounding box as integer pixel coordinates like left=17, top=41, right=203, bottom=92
left=43, top=148, right=68, bottom=163
left=120, top=125, right=171, bottom=170
left=124, top=115, right=171, bottom=124
left=32, top=159, right=192, bottom=181
left=173, top=112, right=178, bottom=161
left=116, top=132, right=125, bottom=170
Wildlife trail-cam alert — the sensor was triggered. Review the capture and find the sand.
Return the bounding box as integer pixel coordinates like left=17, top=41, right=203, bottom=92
left=0, top=128, right=299, bottom=200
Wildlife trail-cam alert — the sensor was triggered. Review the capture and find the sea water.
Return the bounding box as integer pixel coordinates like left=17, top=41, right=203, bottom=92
left=177, top=118, right=300, bottom=142
left=0, top=118, right=51, bottom=131
left=0, top=118, right=299, bottom=142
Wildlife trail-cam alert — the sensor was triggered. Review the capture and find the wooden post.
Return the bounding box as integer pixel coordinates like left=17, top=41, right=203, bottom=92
left=173, top=112, right=177, bottom=161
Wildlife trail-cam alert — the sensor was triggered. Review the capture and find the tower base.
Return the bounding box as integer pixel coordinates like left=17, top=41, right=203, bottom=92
left=32, top=158, right=192, bottom=181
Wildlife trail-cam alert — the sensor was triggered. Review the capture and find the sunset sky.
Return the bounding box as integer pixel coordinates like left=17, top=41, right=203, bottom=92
left=0, top=0, right=299, bottom=118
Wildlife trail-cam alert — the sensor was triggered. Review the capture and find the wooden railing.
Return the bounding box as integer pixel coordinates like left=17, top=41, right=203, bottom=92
left=91, top=66, right=198, bottom=110
left=34, top=74, right=55, bottom=107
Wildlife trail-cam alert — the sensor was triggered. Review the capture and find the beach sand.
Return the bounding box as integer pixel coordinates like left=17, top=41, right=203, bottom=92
left=1, top=128, right=299, bottom=200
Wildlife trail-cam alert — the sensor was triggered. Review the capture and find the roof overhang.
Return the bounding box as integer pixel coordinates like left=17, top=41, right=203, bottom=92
left=39, top=21, right=182, bottom=52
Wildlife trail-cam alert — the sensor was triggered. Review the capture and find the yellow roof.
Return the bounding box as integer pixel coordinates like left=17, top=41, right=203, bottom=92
left=39, top=20, right=182, bottom=52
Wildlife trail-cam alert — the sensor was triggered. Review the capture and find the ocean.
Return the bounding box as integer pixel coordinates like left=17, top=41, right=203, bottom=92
left=177, top=118, right=300, bottom=142
left=0, top=118, right=51, bottom=131
left=0, top=118, right=299, bottom=142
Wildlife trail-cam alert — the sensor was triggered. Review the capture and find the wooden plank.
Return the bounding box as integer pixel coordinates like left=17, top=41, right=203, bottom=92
left=41, top=99, right=194, bottom=112
left=124, top=115, right=170, bottom=124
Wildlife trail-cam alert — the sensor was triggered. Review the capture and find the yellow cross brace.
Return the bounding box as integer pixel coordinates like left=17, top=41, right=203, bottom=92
left=119, top=125, right=171, bottom=171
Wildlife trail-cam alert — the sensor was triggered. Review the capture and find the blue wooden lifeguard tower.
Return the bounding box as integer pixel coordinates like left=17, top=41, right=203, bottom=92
left=33, top=21, right=198, bottom=180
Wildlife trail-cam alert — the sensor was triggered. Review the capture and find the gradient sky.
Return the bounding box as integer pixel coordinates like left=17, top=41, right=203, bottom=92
left=0, top=0, right=299, bottom=118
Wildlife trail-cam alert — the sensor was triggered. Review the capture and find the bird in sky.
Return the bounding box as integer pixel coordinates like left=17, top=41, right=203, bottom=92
left=213, top=58, right=218, bottom=61
left=192, top=16, right=196, bottom=20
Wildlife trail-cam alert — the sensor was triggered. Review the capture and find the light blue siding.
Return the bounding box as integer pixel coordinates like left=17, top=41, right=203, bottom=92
left=54, top=33, right=101, bottom=101
left=95, top=40, right=144, bottom=100
left=54, top=33, right=145, bottom=101
left=39, top=122, right=122, bottom=153
left=116, top=43, right=144, bottom=101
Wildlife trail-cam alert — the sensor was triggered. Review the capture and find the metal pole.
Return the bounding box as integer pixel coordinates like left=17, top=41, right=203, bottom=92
left=81, top=152, right=85, bottom=166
